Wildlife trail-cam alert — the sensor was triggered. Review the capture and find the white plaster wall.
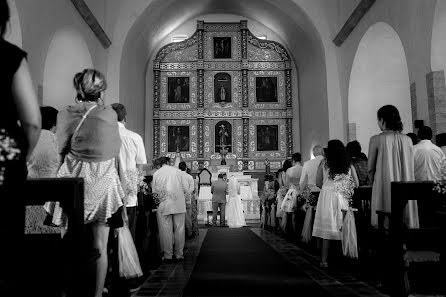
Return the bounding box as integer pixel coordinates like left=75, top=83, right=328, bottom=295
left=14, top=0, right=107, bottom=97
left=348, top=22, right=412, bottom=153
left=431, top=0, right=446, bottom=73
left=336, top=0, right=436, bottom=137
left=43, top=29, right=93, bottom=110
left=4, top=0, right=22, bottom=47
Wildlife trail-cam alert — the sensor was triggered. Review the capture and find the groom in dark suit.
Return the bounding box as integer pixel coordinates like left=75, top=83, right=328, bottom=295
left=211, top=173, right=227, bottom=226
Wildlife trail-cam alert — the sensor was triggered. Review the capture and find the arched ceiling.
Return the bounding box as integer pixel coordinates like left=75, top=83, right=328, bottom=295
left=122, top=0, right=325, bottom=64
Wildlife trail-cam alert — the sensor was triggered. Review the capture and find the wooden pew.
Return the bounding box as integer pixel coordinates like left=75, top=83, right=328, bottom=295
left=377, top=181, right=444, bottom=296
left=22, top=178, right=95, bottom=296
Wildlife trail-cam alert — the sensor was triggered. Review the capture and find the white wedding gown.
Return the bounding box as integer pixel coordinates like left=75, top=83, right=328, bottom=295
left=226, top=178, right=246, bottom=228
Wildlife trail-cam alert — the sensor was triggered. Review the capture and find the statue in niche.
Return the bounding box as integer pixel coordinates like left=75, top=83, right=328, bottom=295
left=214, top=73, right=231, bottom=103
left=215, top=121, right=232, bottom=153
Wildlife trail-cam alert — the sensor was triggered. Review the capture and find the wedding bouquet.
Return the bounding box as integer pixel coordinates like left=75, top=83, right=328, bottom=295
left=334, top=173, right=355, bottom=208
left=299, top=185, right=317, bottom=243
left=0, top=129, right=21, bottom=186
left=124, top=168, right=150, bottom=196
left=334, top=173, right=358, bottom=258
left=433, top=158, right=446, bottom=195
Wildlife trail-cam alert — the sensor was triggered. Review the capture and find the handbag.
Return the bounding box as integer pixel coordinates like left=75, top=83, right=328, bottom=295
left=115, top=213, right=143, bottom=279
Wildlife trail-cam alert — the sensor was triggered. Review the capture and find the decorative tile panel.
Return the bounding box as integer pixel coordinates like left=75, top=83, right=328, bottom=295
left=204, top=32, right=241, bottom=61
left=160, top=71, right=197, bottom=110
left=160, top=119, right=197, bottom=158
left=249, top=119, right=287, bottom=158
left=248, top=71, right=286, bottom=109
left=163, top=44, right=197, bottom=62
left=248, top=44, right=283, bottom=61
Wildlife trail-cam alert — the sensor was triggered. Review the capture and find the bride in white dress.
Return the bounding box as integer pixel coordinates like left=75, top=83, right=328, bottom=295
left=226, top=176, right=246, bottom=228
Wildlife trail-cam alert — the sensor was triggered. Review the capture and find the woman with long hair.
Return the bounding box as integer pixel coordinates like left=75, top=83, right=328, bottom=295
left=312, top=140, right=358, bottom=267
left=226, top=175, right=246, bottom=228
left=56, top=69, right=124, bottom=297
left=368, top=105, right=418, bottom=228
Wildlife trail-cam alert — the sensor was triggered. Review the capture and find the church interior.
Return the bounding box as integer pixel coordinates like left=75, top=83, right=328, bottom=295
left=3, top=0, right=446, bottom=296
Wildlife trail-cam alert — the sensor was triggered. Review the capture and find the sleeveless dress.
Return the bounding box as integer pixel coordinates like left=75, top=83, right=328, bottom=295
left=312, top=166, right=350, bottom=240
left=226, top=179, right=246, bottom=228
left=369, top=131, right=418, bottom=228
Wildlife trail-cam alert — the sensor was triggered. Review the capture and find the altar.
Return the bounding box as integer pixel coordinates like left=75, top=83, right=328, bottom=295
left=197, top=165, right=261, bottom=223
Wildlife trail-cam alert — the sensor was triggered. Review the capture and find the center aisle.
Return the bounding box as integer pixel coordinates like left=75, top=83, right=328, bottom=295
left=182, top=227, right=332, bottom=297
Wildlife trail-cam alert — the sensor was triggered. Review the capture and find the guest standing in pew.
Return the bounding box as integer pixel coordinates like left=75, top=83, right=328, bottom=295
left=413, top=126, right=445, bottom=181
left=56, top=69, right=124, bottom=297
left=26, top=106, right=62, bottom=235
left=152, top=156, right=187, bottom=262
left=312, top=140, right=359, bottom=268
left=189, top=168, right=200, bottom=237
left=368, top=105, right=419, bottom=228
left=300, top=145, right=324, bottom=192
left=179, top=161, right=195, bottom=238
left=346, top=140, right=369, bottom=186
left=436, top=133, right=446, bottom=156
left=111, top=103, right=147, bottom=242
left=284, top=152, right=303, bottom=235
left=0, top=1, right=41, bottom=293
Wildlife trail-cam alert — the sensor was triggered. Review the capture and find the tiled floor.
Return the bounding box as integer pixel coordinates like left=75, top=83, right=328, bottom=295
left=132, top=226, right=443, bottom=297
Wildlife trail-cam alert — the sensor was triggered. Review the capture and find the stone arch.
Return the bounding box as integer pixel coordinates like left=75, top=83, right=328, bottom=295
left=43, top=28, right=93, bottom=110
left=215, top=121, right=232, bottom=153
left=348, top=22, right=411, bottom=153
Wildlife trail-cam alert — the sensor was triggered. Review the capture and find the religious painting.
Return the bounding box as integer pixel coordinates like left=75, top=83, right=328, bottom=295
left=167, top=77, right=189, bottom=103
left=255, top=77, right=277, bottom=102
left=168, top=126, right=190, bottom=152
left=213, top=37, right=231, bottom=59
left=215, top=121, right=232, bottom=153
left=214, top=73, right=232, bottom=103
left=257, top=125, right=278, bottom=151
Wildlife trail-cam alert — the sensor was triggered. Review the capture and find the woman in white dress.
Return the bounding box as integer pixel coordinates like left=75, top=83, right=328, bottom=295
left=226, top=176, right=246, bottom=228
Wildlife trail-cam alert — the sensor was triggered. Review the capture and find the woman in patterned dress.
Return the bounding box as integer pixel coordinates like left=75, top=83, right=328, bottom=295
left=56, top=69, right=124, bottom=297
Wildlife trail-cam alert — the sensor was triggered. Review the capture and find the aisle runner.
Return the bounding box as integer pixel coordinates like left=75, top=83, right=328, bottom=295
left=182, top=228, right=331, bottom=296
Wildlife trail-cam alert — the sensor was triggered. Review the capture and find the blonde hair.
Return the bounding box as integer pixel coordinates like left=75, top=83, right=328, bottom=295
left=73, top=69, right=107, bottom=102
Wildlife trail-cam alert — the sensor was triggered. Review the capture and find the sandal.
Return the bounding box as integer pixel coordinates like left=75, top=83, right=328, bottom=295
left=319, top=262, right=328, bottom=268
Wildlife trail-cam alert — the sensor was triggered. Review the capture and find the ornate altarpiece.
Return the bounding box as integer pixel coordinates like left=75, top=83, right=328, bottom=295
left=153, top=21, right=293, bottom=173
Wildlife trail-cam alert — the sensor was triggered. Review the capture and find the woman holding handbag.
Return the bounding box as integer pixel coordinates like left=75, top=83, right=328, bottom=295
left=56, top=69, right=124, bottom=297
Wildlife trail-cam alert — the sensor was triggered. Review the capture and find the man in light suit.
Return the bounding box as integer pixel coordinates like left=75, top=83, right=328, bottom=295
left=211, top=173, right=228, bottom=226
left=152, top=156, right=188, bottom=262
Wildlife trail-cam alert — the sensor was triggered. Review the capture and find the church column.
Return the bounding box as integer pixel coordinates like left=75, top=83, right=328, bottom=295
left=286, top=118, right=293, bottom=157
left=285, top=68, right=293, bottom=156
left=243, top=117, right=249, bottom=170
left=427, top=71, right=446, bottom=136
left=153, top=119, right=160, bottom=157
left=241, top=20, right=248, bottom=60
left=154, top=70, right=160, bottom=109
left=242, top=70, right=248, bottom=108
left=285, top=69, right=292, bottom=108
left=197, top=117, right=204, bottom=169
left=198, top=69, right=204, bottom=108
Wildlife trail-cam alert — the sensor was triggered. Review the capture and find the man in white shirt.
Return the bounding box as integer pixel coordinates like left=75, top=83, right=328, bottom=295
left=112, top=103, right=147, bottom=241
left=153, top=156, right=188, bottom=262
left=299, top=145, right=324, bottom=192
left=414, top=126, right=445, bottom=181
left=179, top=161, right=195, bottom=238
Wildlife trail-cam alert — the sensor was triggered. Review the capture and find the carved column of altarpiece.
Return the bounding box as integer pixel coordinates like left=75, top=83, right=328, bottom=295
left=153, top=20, right=293, bottom=172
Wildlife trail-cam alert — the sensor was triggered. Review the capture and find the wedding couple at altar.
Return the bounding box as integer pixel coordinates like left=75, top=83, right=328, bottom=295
left=211, top=174, right=246, bottom=228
